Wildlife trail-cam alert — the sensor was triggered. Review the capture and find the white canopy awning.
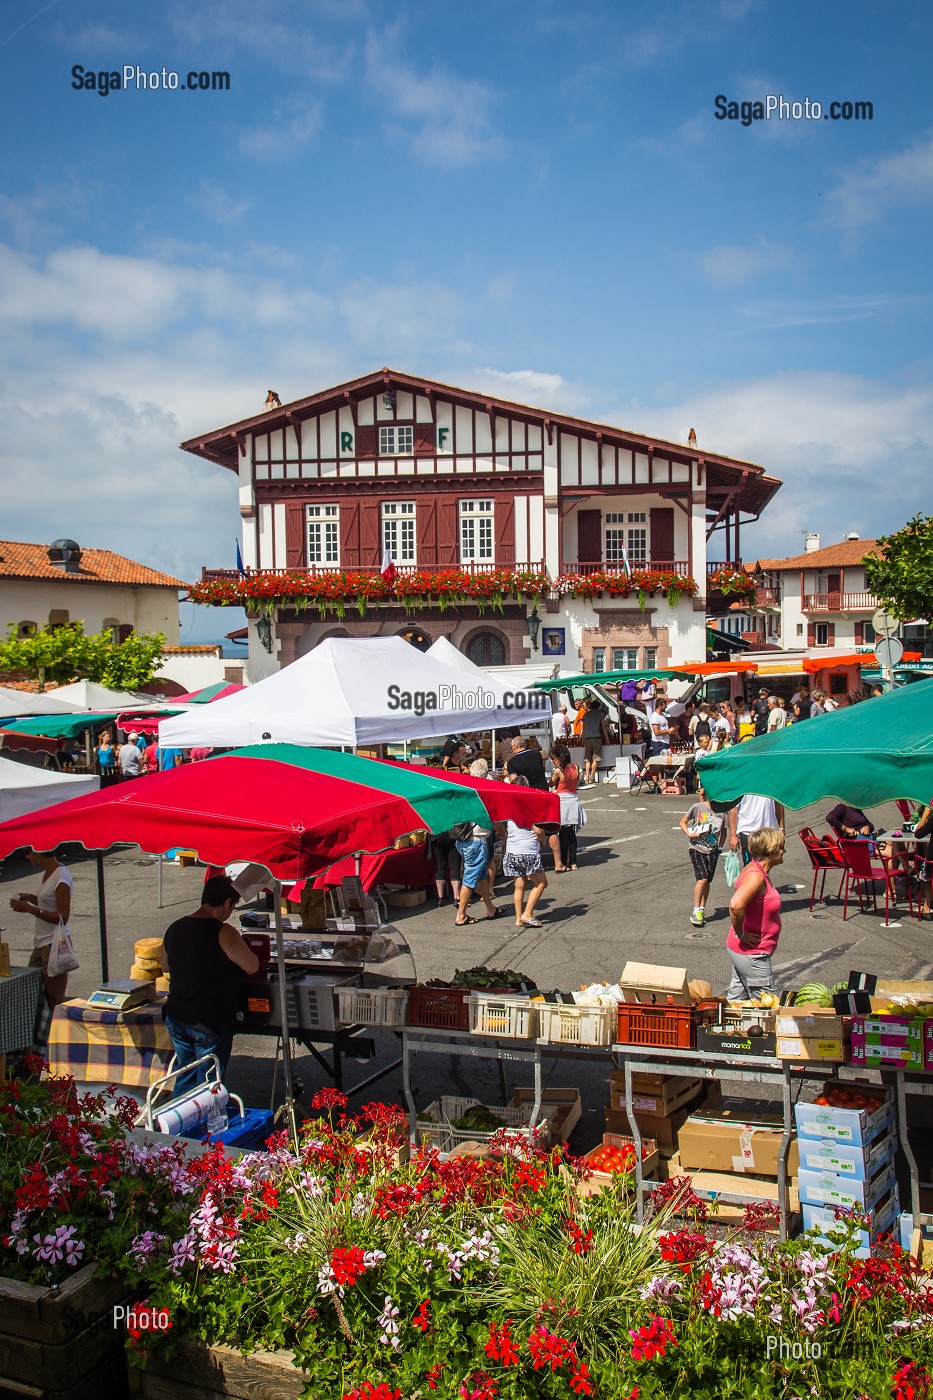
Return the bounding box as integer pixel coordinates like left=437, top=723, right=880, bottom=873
left=0, top=686, right=79, bottom=719
left=157, top=637, right=549, bottom=748
left=50, top=681, right=152, bottom=711
left=0, top=755, right=100, bottom=822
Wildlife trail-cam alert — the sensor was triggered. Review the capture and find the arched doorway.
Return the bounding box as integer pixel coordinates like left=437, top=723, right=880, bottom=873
left=465, top=631, right=507, bottom=666
left=398, top=625, right=432, bottom=653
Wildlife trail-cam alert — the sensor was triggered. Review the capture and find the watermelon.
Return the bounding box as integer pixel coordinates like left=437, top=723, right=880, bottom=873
left=832, top=981, right=849, bottom=995
left=794, top=982, right=833, bottom=1008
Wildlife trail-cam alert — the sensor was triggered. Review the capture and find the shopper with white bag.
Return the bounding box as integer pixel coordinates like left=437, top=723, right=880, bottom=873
left=8, top=852, right=78, bottom=1009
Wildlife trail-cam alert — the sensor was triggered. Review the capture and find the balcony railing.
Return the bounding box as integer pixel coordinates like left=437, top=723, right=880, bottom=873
left=201, top=562, right=544, bottom=583
left=706, top=560, right=744, bottom=577
left=802, top=592, right=878, bottom=612
left=571, top=560, right=689, bottom=576
left=754, top=586, right=782, bottom=605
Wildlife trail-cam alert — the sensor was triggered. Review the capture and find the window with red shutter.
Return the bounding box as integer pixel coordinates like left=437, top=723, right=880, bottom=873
left=285, top=503, right=307, bottom=568
left=826, top=622, right=835, bottom=646
left=357, top=426, right=377, bottom=458
left=806, top=623, right=816, bottom=648
left=418, top=497, right=438, bottom=565
left=854, top=620, right=864, bottom=645
left=413, top=424, right=436, bottom=456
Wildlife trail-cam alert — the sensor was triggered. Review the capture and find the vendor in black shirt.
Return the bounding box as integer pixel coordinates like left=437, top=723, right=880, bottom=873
left=161, top=874, right=259, bottom=1093
left=441, top=738, right=470, bottom=771
left=505, top=736, right=548, bottom=791
left=752, top=687, right=770, bottom=737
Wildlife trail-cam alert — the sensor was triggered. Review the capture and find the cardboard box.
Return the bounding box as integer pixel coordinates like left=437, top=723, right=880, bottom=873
left=619, top=961, right=691, bottom=1006
left=0, top=941, right=11, bottom=978
left=798, top=1158, right=896, bottom=1211
left=796, top=1130, right=896, bottom=1181
left=383, top=888, right=427, bottom=908
left=850, top=1014, right=933, bottom=1070
left=507, top=1088, right=582, bottom=1142
left=794, top=1094, right=894, bottom=1147
left=664, top=1154, right=798, bottom=1221
left=776, top=1034, right=848, bottom=1062
left=678, top=1111, right=799, bottom=1178
left=609, top=1071, right=705, bottom=1118
left=803, top=1191, right=900, bottom=1258
left=695, top=1026, right=777, bottom=1057
left=776, top=1007, right=847, bottom=1038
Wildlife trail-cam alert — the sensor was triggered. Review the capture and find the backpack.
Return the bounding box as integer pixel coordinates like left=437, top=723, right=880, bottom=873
left=450, top=822, right=475, bottom=842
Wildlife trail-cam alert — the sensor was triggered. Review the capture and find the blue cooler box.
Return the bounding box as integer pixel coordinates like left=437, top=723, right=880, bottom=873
left=181, top=1107, right=276, bottom=1149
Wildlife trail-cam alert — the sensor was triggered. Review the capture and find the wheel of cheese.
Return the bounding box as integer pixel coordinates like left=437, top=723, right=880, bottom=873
left=130, top=962, right=157, bottom=982
left=155, top=976, right=170, bottom=993
left=134, top=938, right=163, bottom=959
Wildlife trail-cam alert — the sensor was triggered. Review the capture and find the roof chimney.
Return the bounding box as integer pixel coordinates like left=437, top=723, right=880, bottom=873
left=46, top=539, right=82, bottom=573
left=687, top=428, right=698, bottom=449
left=845, top=532, right=860, bottom=542
left=804, top=532, right=821, bottom=554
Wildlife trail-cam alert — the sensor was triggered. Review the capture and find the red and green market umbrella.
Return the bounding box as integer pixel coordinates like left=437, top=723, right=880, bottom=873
left=0, top=743, right=491, bottom=878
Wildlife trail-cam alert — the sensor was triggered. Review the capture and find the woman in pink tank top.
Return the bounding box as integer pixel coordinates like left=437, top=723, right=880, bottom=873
left=725, top=826, right=784, bottom=1000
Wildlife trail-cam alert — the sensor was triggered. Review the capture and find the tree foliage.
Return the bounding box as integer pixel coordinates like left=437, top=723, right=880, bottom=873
left=0, top=622, right=166, bottom=691
left=863, top=514, right=933, bottom=620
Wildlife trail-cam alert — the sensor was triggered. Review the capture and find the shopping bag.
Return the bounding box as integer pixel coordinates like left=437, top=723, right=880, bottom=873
left=723, top=850, right=742, bottom=888
left=47, top=919, right=79, bottom=976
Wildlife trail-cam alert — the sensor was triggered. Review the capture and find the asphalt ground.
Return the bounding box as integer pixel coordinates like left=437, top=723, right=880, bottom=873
left=1, top=783, right=927, bottom=1154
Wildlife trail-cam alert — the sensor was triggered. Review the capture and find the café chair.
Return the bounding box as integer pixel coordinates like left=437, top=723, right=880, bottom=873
left=839, top=838, right=910, bottom=923
left=798, top=828, right=846, bottom=911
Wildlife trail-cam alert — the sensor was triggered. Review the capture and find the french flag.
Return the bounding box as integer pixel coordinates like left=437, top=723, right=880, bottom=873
left=381, top=548, right=397, bottom=584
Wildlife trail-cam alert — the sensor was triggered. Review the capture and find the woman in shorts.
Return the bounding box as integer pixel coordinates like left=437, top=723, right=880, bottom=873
left=503, top=813, right=548, bottom=928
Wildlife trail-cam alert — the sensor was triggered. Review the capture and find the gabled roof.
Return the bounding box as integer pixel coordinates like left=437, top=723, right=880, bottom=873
left=0, top=541, right=184, bottom=590
left=180, top=367, right=781, bottom=517
left=756, top=539, right=881, bottom=571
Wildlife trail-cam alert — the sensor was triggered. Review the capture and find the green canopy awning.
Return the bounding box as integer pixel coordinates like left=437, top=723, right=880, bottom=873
left=0, top=712, right=120, bottom=740
left=232, top=743, right=489, bottom=835
left=696, top=679, right=933, bottom=810
left=536, top=669, right=685, bottom=692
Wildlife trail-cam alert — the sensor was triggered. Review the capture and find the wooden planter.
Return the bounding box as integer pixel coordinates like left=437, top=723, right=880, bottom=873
left=0, top=1264, right=130, bottom=1400
left=128, top=1337, right=306, bottom=1400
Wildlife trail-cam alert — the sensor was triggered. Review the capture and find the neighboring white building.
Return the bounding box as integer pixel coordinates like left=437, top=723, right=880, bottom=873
left=185, top=368, right=781, bottom=676
left=0, top=538, right=183, bottom=644
left=745, top=535, right=883, bottom=651
left=156, top=645, right=245, bottom=696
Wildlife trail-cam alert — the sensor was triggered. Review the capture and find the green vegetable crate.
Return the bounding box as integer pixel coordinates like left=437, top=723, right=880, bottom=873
left=416, top=1096, right=555, bottom=1152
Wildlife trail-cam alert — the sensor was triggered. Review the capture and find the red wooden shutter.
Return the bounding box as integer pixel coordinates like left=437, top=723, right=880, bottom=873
left=826, top=623, right=835, bottom=646
left=340, top=501, right=361, bottom=567
left=496, top=496, right=515, bottom=566
left=649, top=507, right=675, bottom=566
left=285, top=502, right=306, bottom=568
left=357, top=426, right=377, bottom=458
left=413, top=424, right=436, bottom=455
left=806, top=623, right=816, bottom=648
left=418, top=497, right=438, bottom=565
left=438, top=497, right=460, bottom=565
left=854, top=621, right=864, bottom=645
left=577, top=509, right=602, bottom=564
left=360, top=501, right=381, bottom=567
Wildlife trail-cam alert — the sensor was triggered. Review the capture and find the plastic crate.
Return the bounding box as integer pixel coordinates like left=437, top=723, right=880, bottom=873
left=406, top=985, right=473, bottom=1031
left=617, top=1002, right=697, bottom=1049
left=416, top=1096, right=554, bottom=1152
left=336, top=986, right=408, bottom=1028
left=467, top=993, right=537, bottom=1040
left=537, top=1001, right=615, bottom=1047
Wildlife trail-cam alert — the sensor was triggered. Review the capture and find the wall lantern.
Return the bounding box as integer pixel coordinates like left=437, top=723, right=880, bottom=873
left=526, top=605, right=541, bottom=652
left=256, top=617, right=273, bottom=653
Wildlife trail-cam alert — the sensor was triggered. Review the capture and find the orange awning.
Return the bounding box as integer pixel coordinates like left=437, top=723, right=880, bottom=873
left=670, top=661, right=759, bottom=676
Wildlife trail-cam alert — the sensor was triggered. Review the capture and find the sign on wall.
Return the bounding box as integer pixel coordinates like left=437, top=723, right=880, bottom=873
left=542, top=627, right=565, bottom=656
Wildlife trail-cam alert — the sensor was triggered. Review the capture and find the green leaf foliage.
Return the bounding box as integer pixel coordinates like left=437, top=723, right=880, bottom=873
left=0, top=621, right=165, bottom=691
left=863, top=513, right=933, bottom=621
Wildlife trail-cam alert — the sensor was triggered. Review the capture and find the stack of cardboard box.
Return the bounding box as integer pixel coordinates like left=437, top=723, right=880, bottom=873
left=775, top=1005, right=849, bottom=1062
left=795, top=1086, right=899, bottom=1256
left=605, top=1071, right=719, bottom=1155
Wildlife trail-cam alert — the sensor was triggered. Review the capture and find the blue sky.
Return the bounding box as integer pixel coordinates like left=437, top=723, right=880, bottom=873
left=1, top=0, right=930, bottom=640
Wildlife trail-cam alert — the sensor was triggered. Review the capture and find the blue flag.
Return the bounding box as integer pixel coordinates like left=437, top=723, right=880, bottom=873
left=235, top=540, right=245, bottom=576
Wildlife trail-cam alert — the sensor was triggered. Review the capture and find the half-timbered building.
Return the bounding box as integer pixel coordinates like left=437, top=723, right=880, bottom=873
left=185, top=369, right=781, bottom=676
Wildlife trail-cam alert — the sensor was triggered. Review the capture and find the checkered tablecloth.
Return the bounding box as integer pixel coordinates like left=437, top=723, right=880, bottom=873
left=0, top=966, right=45, bottom=1054
left=48, top=995, right=174, bottom=1088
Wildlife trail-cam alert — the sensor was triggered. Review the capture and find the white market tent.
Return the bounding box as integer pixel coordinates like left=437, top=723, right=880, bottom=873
left=50, top=681, right=152, bottom=711
left=157, top=637, right=549, bottom=748
left=0, top=755, right=100, bottom=822
left=0, top=687, right=80, bottom=719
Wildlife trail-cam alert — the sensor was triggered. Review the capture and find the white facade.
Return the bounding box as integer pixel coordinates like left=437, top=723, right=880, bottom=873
left=0, top=577, right=180, bottom=644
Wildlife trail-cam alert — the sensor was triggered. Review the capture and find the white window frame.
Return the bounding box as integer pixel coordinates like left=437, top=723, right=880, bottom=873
left=379, top=424, right=414, bottom=456
left=459, top=499, right=494, bottom=564
left=644, top=647, right=658, bottom=668
left=626, top=512, right=648, bottom=564
left=593, top=647, right=606, bottom=672
left=382, top=501, right=416, bottom=564
left=306, top=503, right=340, bottom=568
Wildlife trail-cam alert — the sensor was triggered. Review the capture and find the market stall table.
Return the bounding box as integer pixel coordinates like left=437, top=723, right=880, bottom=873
left=48, top=995, right=174, bottom=1090
left=0, top=966, right=44, bottom=1056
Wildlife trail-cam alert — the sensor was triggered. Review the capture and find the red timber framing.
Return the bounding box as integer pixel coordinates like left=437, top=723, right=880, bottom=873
left=182, top=368, right=780, bottom=578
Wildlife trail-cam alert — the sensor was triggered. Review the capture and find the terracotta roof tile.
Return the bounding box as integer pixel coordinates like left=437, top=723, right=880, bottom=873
left=754, top=540, right=881, bottom=571
left=0, top=540, right=184, bottom=589
left=161, top=645, right=222, bottom=654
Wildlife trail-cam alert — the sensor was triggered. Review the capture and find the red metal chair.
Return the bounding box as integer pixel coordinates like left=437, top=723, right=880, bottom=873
left=799, top=828, right=847, bottom=911
left=839, top=839, right=906, bottom=922
left=896, top=799, right=915, bottom=824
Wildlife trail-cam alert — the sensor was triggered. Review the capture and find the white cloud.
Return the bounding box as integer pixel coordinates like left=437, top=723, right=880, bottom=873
left=190, top=181, right=253, bottom=225
left=614, top=371, right=933, bottom=554
left=826, top=134, right=933, bottom=229
left=470, top=367, right=575, bottom=409
left=239, top=98, right=323, bottom=159
left=698, top=239, right=800, bottom=288
left=364, top=31, right=504, bottom=167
